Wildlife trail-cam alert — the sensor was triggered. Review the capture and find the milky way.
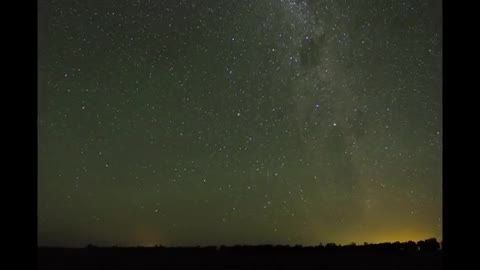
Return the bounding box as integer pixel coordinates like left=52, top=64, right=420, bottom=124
left=38, top=0, right=442, bottom=247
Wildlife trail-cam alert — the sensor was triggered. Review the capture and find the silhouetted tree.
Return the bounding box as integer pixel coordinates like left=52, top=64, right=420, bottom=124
left=418, top=238, right=440, bottom=252
left=325, top=243, right=337, bottom=249
left=403, top=241, right=417, bottom=252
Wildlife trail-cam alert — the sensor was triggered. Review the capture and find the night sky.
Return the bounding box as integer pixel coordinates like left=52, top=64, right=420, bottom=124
left=38, top=0, right=442, bottom=247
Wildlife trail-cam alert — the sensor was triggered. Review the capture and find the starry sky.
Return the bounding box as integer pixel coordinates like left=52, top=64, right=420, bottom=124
left=38, top=0, right=442, bottom=247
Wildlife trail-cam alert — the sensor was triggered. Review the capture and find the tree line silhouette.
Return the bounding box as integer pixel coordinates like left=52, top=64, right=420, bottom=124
left=39, top=238, right=442, bottom=270
left=82, top=238, right=441, bottom=253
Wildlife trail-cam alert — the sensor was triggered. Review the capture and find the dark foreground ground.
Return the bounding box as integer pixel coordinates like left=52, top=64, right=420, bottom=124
left=38, top=242, right=442, bottom=270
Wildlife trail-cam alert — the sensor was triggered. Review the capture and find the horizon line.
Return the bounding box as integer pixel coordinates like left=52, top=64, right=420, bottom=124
left=38, top=237, right=442, bottom=249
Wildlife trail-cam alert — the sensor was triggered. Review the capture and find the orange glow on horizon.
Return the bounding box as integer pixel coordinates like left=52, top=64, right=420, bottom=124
left=340, top=229, right=442, bottom=244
